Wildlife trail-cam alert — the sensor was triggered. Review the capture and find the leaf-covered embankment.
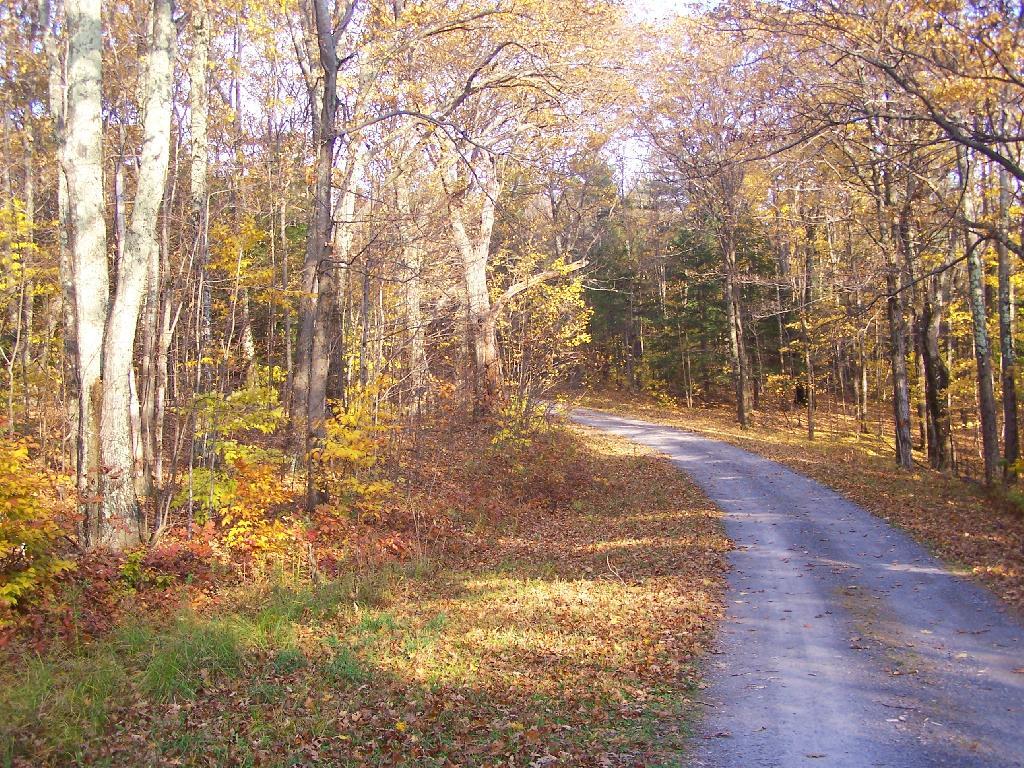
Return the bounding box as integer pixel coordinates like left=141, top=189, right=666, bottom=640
left=1, top=423, right=729, bottom=767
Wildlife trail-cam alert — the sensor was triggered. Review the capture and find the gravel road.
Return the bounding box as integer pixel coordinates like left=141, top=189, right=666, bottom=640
left=570, top=408, right=1024, bottom=768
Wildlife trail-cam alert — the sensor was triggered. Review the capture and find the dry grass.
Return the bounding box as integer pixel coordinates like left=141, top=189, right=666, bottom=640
left=1, top=423, right=729, bottom=767
left=573, top=390, right=1024, bottom=613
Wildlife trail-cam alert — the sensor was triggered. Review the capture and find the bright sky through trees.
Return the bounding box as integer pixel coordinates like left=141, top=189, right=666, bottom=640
left=629, top=0, right=689, bottom=21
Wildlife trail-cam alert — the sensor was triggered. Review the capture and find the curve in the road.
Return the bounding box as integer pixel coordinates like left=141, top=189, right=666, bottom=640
left=570, top=408, right=1024, bottom=768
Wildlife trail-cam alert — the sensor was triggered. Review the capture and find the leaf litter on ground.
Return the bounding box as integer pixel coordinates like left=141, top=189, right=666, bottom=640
left=1, top=421, right=730, bottom=767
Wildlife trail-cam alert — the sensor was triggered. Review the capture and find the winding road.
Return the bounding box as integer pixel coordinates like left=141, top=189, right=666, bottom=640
left=570, top=408, right=1024, bottom=768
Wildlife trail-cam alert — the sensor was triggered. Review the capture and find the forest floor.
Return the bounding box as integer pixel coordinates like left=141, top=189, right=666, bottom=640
left=0, top=422, right=729, bottom=767
left=572, top=390, right=1024, bottom=613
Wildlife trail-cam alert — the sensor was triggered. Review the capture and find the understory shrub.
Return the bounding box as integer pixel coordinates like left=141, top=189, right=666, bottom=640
left=0, top=438, right=73, bottom=625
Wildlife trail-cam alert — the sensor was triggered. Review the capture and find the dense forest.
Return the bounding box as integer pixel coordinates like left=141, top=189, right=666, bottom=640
left=1, top=0, right=1023, bottom=764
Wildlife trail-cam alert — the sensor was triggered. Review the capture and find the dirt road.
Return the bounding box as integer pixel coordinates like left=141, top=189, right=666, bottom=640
left=571, top=408, right=1024, bottom=768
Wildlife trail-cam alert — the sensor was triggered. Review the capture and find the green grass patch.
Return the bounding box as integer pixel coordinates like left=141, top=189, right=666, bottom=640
left=269, top=647, right=307, bottom=676
left=322, top=636, right=370, bottom=684
left=0, top=647, right=126, bottom=762
left=142, top=616, right=245, bottom=701
left=0, top=571, right=401, bottom=763
left=353, top=610, right=399, bottom=636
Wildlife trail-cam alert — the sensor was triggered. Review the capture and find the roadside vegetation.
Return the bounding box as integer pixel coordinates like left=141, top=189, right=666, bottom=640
left=1, top=421, right=728, bottom=767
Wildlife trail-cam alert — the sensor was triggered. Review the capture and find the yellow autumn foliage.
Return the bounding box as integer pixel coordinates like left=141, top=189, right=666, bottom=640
left=316, top=387, right=394, bottom=523
left=219, top=457, right=302, bottom=559
left=0, top=439, right=73, bottom=624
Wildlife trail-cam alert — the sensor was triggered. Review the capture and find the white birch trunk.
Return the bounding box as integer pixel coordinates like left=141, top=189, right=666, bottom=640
left=97, top=0, right=175, bottom=548
left=61, top=0, right=108, bottom=544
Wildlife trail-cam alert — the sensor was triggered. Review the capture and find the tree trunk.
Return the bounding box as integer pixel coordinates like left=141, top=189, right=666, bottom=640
left=358, top=259, right=371, bottom=389
left=97, top=0, right=175, bottom=548
left=237, top=288, right=257, bottom=383
left=803, top=218, right=816, bottom=440
left=305, top=144, right=364, bottom=465
left=45, top=16, right=77, bottom=471
left=281, top=202, right=293, bottom=397
left=751, top=325, right=763, bottom=410
left=723, top=231, right=749, bottom=427
left=885, top=261, right=914, bottom=470
left=291, top=0, right=339, bottom=448
left=140, top=224, right=160, bottom=500
left=449, top=155, right=502, bottom=416
left=856, top=337, right=869, bottom=433
left=921, top=298, right=951, bottom=471
left=919, top=236, right=952, bottom=472
left=153, top=233, right=173, bottom=491
left=62, top=0, right=109, bottom=544
left=997, top=166, right=1019, bottom=480
left=21, top=135, right=35, bottom=417
left=891, top=185, right=936, bottom=471
left=189, top=0, right=210, bottom=393
left=966, top=231, right=1001, bottom=485
left=958, top=152, right=1000, bottom=485
left=396, top=177, right=428, bottom=414
left=873, top=164, right=914, bottom=469
left=854, top=289, right=870, bottom=434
